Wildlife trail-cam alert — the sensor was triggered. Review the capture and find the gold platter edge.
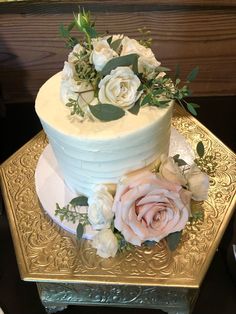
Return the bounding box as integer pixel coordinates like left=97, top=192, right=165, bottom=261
left=0, top=107, right=235, bottom=288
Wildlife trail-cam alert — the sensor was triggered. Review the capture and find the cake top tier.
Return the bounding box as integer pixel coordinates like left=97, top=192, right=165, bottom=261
left=35, top=72, right=173, bottom=139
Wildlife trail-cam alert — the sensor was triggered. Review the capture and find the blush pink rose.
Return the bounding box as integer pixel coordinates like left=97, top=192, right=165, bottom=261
left=112, top=171, right=192, bottom=246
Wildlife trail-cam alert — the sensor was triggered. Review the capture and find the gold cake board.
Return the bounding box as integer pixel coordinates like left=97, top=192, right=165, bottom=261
left=1, top=107, right=235, bottom=313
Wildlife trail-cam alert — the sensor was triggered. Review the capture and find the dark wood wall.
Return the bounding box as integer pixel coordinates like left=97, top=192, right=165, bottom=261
left=0, top=0, right=236, bottom=104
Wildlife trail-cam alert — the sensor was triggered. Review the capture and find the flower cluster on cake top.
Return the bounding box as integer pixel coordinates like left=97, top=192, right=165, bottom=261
left=60, top=9, right=199, bottom=122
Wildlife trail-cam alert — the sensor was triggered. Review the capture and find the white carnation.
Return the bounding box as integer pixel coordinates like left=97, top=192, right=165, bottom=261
left=92, top=229, right=118, bottom=258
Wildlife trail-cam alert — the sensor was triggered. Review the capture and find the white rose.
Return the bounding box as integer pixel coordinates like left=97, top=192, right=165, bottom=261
left=186, top=164, right=209, bottom=201
left=88, top=185, right=114, bottom=230
left=91, top=38, right=118, bottom=71
left=61, top=79, right=94, bottom=110
left=159, top=155, right=187, bottom=186
left=68, top=43, right=84, bottom=63
left=92, top=229, right=118, bottom=258
left=61, top=61, right=75, bottom=81
left=121, top=36, right=160, bottom=74
left=98, top=66, right=141, bottom=109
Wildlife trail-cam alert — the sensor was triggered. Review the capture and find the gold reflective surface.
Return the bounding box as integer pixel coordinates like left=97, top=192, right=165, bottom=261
left=1, top=106, right=235, bottom=288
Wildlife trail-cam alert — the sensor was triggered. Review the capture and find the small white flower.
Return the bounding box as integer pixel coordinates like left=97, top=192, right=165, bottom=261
left=98, top=66, right=141, bottom=109
left=88, top=185, right=114, bottom=230
left=186, top=164, right=209, bottom=201
left=159, top=154, right=187, bottom=186
left=61, top=61, right=75, bottom=81
left=68, top=43, right=84, bottom=63
left=91, top=38, right=118, bottom=71
left=92, top=229, right=118, bottom=258
left=121, top=36, right=160, bottom=75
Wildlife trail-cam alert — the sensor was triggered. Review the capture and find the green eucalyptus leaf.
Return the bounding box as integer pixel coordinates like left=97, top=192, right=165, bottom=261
left=128, top=100, right=140, bottom=115
left=186, top=66, right=199, bottom=82
left=76, top=223, right=84, bottom=239
left=173, top=154, right=180, bottom=162
left=158, top=100, right=171, bottom=105
left=101, top=54, right=139, bottom=76
left=186, top=103, right=197, bottom=116
left=107, top=36, right=113, bottom=45
left=156, top=66, right=170, bottom=72
left=70, top=195, right=88, bottom=207
left=89, top=104, right=125, bottom=121
left=196, top=141, right=205, bottom=158
left=166, top=231, right=182, bottom=251
left=141, top=94, right=152, bottom=106
left=110, top=38, right=123, bottom=51
left=176, top=158, right=187, bottom=167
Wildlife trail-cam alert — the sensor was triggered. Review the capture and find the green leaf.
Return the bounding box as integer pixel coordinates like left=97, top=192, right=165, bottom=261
left=186, top=66, right=199, bottom=82
left=76, top=223, right=84, bottom=239
left=128, top=100, right=140, bottom=115
left=89, top=104, right=125, bottom=121
left=59, top=24, right=70, bottom=38
left=110, top=38, right=123, bottom=52
left=156, top=66, right=170, bottom=72
left=101, top=54, right=139, bottom=76
left=186, top=103, right=197, bottom=116
left=166, top=231, right=182, bottom=251
left=141, top=94, right=152, bottom=106
left=70, top=195, right=88, bottom=207
left=67, top=20, right=76, bottom=32
left=174, top=64, right=180, bottom=80
left=173, top=154, right=180, bottom=162
left=176, top=158, right=187, bottom=167
left=196, top=141, right=205, bottom=158
left=84, top=24, right=98, bottom=38
left=107, top=36, right=113, bottom=45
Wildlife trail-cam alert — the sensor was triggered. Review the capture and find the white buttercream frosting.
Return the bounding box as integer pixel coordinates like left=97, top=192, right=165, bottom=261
left=35, top=72, right=173, bottom=196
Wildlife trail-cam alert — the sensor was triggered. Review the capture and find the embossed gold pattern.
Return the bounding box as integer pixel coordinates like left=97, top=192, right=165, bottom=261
left=1, top=107, right=235, bottom=288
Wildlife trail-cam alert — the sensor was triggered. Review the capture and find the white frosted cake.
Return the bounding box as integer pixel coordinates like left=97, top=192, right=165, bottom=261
left=36, top=72, right=173, bottom=196
left=34, top=11, right=210, bottom=259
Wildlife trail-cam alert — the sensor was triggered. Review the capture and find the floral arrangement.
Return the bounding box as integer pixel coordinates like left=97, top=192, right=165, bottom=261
left=55, top=10, right=210, bottom=258
left=56, top=142, right=210, bottom=258
left=60, top=9, right=199, bottom=122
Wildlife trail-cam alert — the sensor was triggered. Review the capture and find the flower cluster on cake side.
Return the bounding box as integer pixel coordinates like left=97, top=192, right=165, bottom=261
left=54, top=10, right=210, bottom=258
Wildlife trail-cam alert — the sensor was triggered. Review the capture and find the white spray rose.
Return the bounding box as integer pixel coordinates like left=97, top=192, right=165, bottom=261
left=90, top=38, right=118, bottom=71
left=61, top=61, right=75, bottom=81
left=121, top=36, right=160, bottom=75
left=68, top=43, right=84, bottom=63
left=159, top=155, right=187, bottom=186
left=88, top=185, right=114, bottom=230
left=186, top=164, right=209, bottom=201
left=98, top=66, right=141, bottom=109
left=60, top=61, right=95, bottom=113
left=92, top=229, right=118, bottom=258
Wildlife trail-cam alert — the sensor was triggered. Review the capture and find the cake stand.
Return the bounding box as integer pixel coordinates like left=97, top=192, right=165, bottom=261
left=1, top=106, right=235, bottom=314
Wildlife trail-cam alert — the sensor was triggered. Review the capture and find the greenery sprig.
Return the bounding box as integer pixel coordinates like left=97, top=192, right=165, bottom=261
left=55, top=196, right=89, bottom=239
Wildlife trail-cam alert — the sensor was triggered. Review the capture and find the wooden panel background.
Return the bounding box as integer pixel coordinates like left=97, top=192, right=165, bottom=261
left=0, top=0, right=236, bottom=103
